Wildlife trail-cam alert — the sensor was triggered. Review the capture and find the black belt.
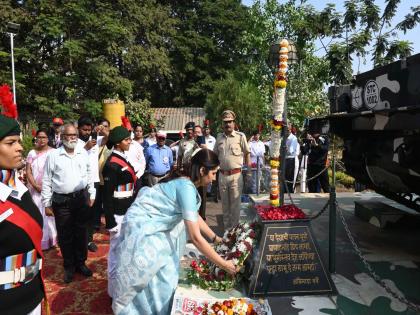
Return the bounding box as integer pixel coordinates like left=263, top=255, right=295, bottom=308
left=54, top=188, right=86, bottom=198
left=150, top=172, right=169, bottom=178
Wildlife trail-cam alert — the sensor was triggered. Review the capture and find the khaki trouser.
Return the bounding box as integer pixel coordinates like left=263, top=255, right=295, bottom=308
left=219, top=172, right=243, bottom=230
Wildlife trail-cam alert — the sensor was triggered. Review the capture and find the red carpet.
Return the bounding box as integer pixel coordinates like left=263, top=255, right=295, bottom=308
left=43, top=228, right=113, bottom=315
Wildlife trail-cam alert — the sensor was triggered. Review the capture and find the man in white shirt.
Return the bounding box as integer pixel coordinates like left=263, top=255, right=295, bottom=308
left=42, top=123, right=96, bottom=284
left=285, top=125, right=300, bottom=193
left=204, top=125, right=216, bottom=151
left=76, top=117, right=105, bottom=253
left=203, top=125, right=217, bottom=198
left=249, top=131, right=265, bottom=194
left=126, top=137, right=146, bottom=184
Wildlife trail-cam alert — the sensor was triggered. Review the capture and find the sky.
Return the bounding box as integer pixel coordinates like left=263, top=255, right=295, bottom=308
left=242, top=0, right=420, bottom=74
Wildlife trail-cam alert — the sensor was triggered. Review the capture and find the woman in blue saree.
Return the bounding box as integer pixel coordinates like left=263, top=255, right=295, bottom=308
left=110, top=149, right=237, bottom=315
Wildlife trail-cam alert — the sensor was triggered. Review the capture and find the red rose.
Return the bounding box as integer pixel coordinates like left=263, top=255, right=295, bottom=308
left=244, top=241, right=252, bottom=251
left=217, top=270, right=226, bottom=279
left=205, top=274, right=215, bottom=281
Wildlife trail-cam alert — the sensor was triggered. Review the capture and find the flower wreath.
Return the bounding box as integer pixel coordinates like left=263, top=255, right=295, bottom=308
left=187, top=222, right=258, bottom=291
left=193, top=298, right=259, bottom=315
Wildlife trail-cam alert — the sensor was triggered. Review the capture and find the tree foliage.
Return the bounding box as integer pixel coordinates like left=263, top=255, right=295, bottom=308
left=165, top=0, right=248, bottom=107
left=205, top=72, right=267, bottom=136
left=0, top=0, right=419, bottom=128
left=239, top=0, right=419, bottom=129
left=0, top=0, right=176, bottom=120
left=0, top=0, right=249, bottom=121
left=125, top=98, right=164, bottom=133
left=308, top=0, right=420, bottom=81
left=240, top=0, right=331, bottom=129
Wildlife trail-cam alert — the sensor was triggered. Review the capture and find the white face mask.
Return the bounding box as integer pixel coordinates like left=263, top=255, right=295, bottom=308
left=63, top=139, right=77, bottom=150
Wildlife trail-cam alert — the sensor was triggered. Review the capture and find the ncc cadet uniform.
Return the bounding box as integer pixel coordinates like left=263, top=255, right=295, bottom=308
left=214, top=110, right=250, bottom=229
left=103, top=151, right=136, bottom=232
left=0, top=115, right=45, bottom=315
left=102, top=126, right=137, bottom=298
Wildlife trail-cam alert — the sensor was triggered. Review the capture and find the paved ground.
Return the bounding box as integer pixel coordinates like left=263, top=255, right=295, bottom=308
left=190, top=192, right=420, bottom=315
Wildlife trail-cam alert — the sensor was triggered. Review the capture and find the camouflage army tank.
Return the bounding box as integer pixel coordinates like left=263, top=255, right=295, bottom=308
left=310, top=53, right=420, bottom=211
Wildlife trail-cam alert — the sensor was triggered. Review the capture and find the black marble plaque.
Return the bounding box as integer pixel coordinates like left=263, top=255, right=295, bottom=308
left=248, top=221, right=337, bottom=296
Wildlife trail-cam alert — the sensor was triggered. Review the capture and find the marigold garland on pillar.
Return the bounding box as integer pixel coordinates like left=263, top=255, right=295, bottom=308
left=269, top=39, right=289, bottom=206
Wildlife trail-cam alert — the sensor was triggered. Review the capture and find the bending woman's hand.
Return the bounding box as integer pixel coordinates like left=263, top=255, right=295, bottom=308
left=222, top=260, right=237, bottom=275
left=214, top=235, right=223, bottom=245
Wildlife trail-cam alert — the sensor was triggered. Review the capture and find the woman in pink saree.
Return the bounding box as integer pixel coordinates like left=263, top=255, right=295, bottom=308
left=26, top=129, right=57, bottom=250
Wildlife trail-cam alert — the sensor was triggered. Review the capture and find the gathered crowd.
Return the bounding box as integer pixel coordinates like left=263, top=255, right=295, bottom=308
left=1, top=107, right=329, bottom=315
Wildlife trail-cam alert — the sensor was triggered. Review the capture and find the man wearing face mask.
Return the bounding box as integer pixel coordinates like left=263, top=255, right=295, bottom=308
left=42, top=123, right=96, bottom=284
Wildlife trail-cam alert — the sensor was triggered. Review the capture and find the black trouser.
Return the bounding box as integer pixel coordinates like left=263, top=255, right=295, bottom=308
left=285, top=158, right=295, bottom=194
left=307, top=164, right=330, bottom=193
left=52, top=190, right=90, bottom=270
left=88, top=183, right=101, bottom=243
left=198, top=185, right=207, bottom=220
left=213, top=171, right=220, bottom=201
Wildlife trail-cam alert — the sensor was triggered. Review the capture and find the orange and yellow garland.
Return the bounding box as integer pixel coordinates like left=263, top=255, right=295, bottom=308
left=269, top=39, right=289, bottom=206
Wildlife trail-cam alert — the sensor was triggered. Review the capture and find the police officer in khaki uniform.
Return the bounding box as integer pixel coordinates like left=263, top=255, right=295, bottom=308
left=214, top=110, right=251, bottom=229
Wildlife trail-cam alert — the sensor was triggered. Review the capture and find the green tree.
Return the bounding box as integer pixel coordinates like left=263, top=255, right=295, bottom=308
left=125, top=98, right=165, bottom=133
left=308, top=0, right=420, bottom=82
left=205, top=72, right=268, bottom=136
left=0, top=0, right=175, bottom=120
left=241, top=0, right=331, bottom=128
left=240, top=0, right=419, bottom=129
left=164, top=0, right=248, bottom=107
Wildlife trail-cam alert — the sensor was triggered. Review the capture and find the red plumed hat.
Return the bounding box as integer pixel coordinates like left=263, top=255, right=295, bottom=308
left=0, top=84, right=17, bottom=119
left=121, top=116, right=133, bottom=131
